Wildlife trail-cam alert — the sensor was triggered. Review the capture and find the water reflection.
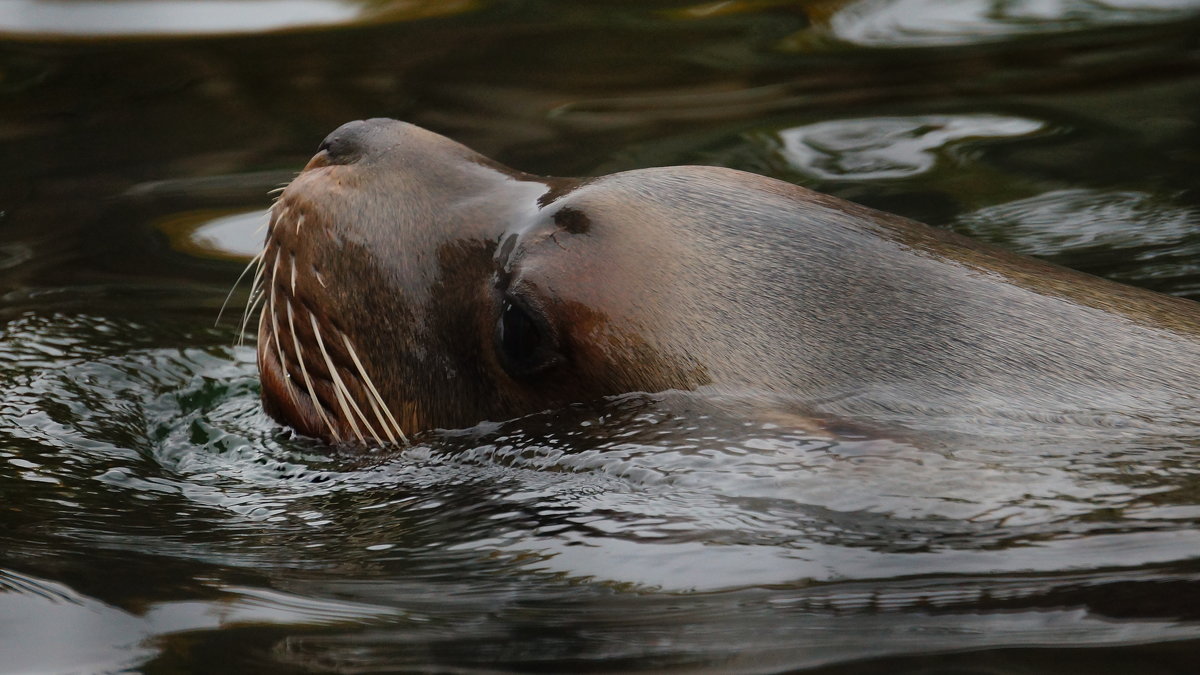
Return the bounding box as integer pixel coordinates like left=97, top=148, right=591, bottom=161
left=0, top=0, right=477, bottom=37
left=4, top=311, right=1200, bottom=587
left=2, top=307, right=1200, bottom=670
left=0, top=243, right=33, bottom=270
left=0, top=567, right=404, bottom=673
left=0, top=569, right=152, bottom=673
left=774, top=114, right=1044, bottom=180
left=956, top=189, right=1200, bottom=296
left=827, top=0, right=1200, bottom=47
left=156, top=209, right=268, bottom=261
left=2, top=270, right=1200, bottom=670
left=957, top=189, right=1198, bottom=254
left=1, top=0, right=1199, bottom=670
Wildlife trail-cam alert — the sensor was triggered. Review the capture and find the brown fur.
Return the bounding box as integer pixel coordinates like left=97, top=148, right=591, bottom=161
left=257, top=119, right=1200, bottom=443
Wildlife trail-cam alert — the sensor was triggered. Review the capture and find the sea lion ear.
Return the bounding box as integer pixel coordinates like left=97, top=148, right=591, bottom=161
left=551, top=206, right=591, bottom=235
left=494, top=292, right=564, bottom=379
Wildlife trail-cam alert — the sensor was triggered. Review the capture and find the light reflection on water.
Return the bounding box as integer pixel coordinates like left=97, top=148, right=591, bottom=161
left=0, top=311, right=1198, bottom=671
left=0, top=0, right=476, bottom=37
left=827, top=0, right=1200, bottom=46
left=956, top=189, right=1200, bottom=295
left=0, top=0, right=363, bottom=36
left=1, top=301, right=1199, bottom=667
left=773, top=114, right=1046, bottom=181
left=2, top=309, right=1200, bottom=591
left=958, top=189, right=1199, bottom=253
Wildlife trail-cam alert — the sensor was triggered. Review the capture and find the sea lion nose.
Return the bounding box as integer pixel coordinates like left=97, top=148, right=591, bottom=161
left=317, top=119, right=375, bottom=165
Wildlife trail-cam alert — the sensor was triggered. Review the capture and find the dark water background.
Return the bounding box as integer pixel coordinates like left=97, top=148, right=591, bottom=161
left=3, top=1, right=1200, bottom=672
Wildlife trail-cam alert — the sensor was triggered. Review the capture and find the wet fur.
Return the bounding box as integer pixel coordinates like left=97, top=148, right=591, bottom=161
left=256, top=120, right=1200, bottom=443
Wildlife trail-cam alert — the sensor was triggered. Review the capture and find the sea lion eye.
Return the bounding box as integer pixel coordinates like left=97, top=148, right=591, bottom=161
left=496, top=295, right=560, bottom=377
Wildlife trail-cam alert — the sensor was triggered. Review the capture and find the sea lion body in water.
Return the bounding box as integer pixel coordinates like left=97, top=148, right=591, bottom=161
left=256, top=119, right=1200, bottom=444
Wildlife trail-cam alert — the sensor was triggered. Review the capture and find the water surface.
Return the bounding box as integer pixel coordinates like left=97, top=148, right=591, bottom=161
left=2, top=0, right=1200, bottom=672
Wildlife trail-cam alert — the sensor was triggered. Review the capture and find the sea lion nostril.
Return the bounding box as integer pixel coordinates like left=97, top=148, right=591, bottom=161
left=318, top=120, right=371, bottom=165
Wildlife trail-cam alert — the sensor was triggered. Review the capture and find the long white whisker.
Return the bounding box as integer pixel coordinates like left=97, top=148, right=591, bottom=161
left=239, top=288, right=266, bottom=345
left=265, top=305, right=286, bottom=378
left=217, top=248, right=264, bottom=328
left=283, top=251, right=368, bottom=444
left=288, top=297, right=345, bottom=441
left=341, top=332, right=406, bottom=445
left=310, top=314, right=379, bottom=445
left=267, top=253, right=289, bottom=379
left=236, top=249, right=269, bottom=346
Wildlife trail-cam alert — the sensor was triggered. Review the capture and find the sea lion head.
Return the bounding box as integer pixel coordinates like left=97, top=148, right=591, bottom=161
left=257, top=120, right=1200, bottom=443
left=256, top=119, right=712, bottom=444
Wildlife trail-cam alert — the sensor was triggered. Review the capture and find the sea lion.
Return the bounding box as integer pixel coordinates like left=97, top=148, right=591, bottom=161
left=254, top=118, right=1200, bottom=445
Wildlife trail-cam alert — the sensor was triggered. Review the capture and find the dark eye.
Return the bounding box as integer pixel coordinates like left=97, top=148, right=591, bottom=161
left=500, top=298, right=539, bottom=363
left=496, top=295, right=561, bottom=377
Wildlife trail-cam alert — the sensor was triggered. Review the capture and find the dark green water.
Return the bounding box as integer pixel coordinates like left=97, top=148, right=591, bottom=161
left=2, top=1, right=1200, bottom=672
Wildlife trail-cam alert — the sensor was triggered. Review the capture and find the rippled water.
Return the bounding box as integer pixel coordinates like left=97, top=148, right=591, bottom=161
left=2, top=1, right=1200, bottom=672
left=827, top=0, right=1200, bottom=46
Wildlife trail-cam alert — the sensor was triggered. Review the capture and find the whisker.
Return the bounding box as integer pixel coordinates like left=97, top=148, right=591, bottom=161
left=342, top=332, right=407, bottom=445
left=254, top=189, right=390, bottom=447
left=281, top=256, right=370, bottom=445
left=237, top=248, right=269, bottom=346
left=273, top=204, right=289, bottom=229
left=285, top=298, right=342, bottom=443
left=256, top=200, right=279, bottom=234
left=310, top=314, right=380, bottom=446
left=240, top=288, right=267, bottom=344
left=217, top=248, right=264, bottom=328
left=266, top=251, right=291, bottom=384
left=265, top=269, right=292, bottom=411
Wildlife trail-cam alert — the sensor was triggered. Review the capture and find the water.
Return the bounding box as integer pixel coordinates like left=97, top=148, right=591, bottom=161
left=2, top=1, right=1200, bottom=672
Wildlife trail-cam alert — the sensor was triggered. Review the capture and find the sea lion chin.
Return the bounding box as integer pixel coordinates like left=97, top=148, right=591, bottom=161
left=254, top=118, right=1200, bottom=445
